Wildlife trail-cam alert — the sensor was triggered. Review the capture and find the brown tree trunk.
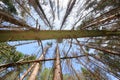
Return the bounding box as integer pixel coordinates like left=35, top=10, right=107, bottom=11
left=28, top=46, right=50, bottom=80
left=0, top=11, right=36, bottom=30
left=0, top=30, right=120, bottom=42
left=53, top=44, right=63, bottom=80
left=19, top=63, right=36, bottom=80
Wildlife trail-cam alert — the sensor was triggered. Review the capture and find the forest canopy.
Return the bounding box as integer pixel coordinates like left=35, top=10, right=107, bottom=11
left=0, top=0, right=120, bottom=80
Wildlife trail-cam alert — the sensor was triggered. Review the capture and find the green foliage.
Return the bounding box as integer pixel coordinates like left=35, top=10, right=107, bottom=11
left=81, top=68, right=95, bottom=80
left=81, top=67, right=108, bottom=80
left=63, top=74, right=70, bottom=80
left=38, top=68, right=74, bottom=80
left=0, top=43, right=23, bottom=64
left=96, top=0, right=120, bottom=10
left=1, top=0, right=17, bottom=14
left=0, top=70, right=19, bottom=80
left=99, top=53, right=120, bottom=77
left=39, top=68, right=53, bottom=80
left=0, top=42, right=37, bottom=79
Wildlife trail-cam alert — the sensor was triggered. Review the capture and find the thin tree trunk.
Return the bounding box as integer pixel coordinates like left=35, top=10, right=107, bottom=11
left=19, top=63, right=36, bottom=80
left=28, top=63, right=40, bottom=80
left=81, top=7, right=120, bottom=29
left=0, top=68, right=6, bottom=72
left=0, top=54, right=90, bottom=68
left=53, top=44, right=63, bottom=80
left=75, top=41, right=120, bottom=55
left=28, top=46, right=50, bottom=80
left=0, top=11, right=36, bottom=30
left=76, top=59, right=100, bottom=80
left=0, top=30, right=120, bottom=42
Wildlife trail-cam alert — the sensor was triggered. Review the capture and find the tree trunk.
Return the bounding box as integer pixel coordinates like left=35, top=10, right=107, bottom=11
left=53, top=44, right=63, bottom=80
left=19, top=63, right=36, bottom=80
left=0, top=54, right=90, bottom=68
left=0, top=30, right=120, bottom=42
left=28, top=46, right=50, bottom=80
left=81, top=7, right=120, bottom=29
left=28, top=63, right=40, bottom=80
left=0, top=11, right=36, bottom=30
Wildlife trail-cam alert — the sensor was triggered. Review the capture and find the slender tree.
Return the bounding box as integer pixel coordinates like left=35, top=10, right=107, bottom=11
left=28, top=46, right=50, bottom=80
left=53, top=44, right=63, bottom=80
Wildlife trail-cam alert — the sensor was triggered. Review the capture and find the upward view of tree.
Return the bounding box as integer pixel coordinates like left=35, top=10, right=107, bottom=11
left=0, top=0, right=120, bottom=80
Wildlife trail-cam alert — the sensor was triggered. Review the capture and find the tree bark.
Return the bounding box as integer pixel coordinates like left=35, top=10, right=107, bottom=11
left=19, top=63, right=36, bottom=80
left=28, top=46, right=50, bottom=80
left=0, top=54, right=91, bottom=68
left=0, top=11, right=36, bottom=30
left=0, top=30, right=120, bottom=42
left=53, top=44, right=63, bottom=80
